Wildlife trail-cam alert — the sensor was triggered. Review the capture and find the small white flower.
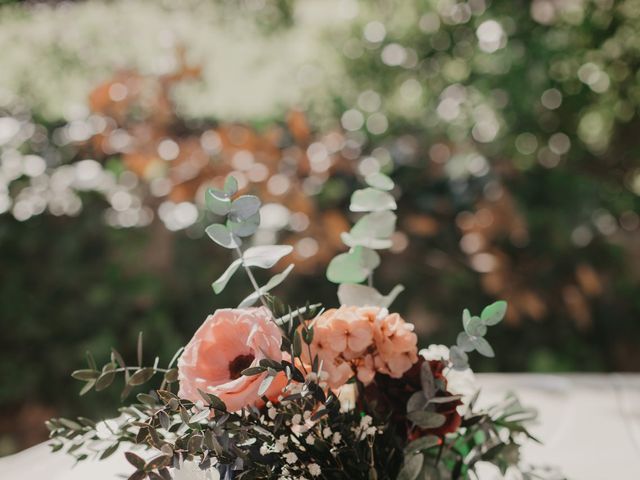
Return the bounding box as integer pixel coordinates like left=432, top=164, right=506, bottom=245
left=308, top=463, right=321, bottom=477
left=361, top=415, right=373, bottom=427
left=274, top=435, right=288, bottom=452
left=306, top=434, right=315, bottom=445
left=268, top=407, right=277, bottom=420
left=420, top=344, right=450, bottom=362
left=284, top=452, right=298, bottom=464
left=322, top=427, right=332, bottom=439
left=291, top=414, right=302, bottom=425
left=332, top=432, right=342, bottom=444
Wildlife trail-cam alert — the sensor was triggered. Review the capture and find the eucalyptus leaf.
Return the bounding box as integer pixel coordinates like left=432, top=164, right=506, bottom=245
left=242, top=245, right=293, bottom=269
left=164, top=368, right=179, bottom=383
left=456, top=332, right=475, bottom=352
left=128, top=368, right=155, bottom=386
left=79, top=380, right=96, bottom=396
left=99, top=443, right=119, bottom=460
left=227, top=212, right=260, bottom=237
left=71, top=369, right=99, bottom=381
left=224, top=175, right=238, bottom=196
left=337, top=283, right=404, bottom=308
left=336, top=284, right=383, bottom=307
left=189, top=409, right=211, bottom=424
left=95, top=370, right=116, bottom=392
left=212, top=259, right=242, bottom=294
left=464, top=315, right=487, bottom=337
left=342, top=211, right=396, bottom=249
left=241, top=366, right=266, bottom=376
left=229, top=195, right=261, bottom=221
left=420, top=361, right=436, bottom=399
left=259, top=263, right=294, bottom=292
left=472, top=336, right=495, bottom=357
left=428, top=395, right=462, bottom=404
left=365, top=172, right=394, bottom=191
left=274, top=303, right=322, bottom=327
left=404, top=436, right=440, bottom=454
left=205, top=188, right=231, bottom=216
left=407, top=391, right=428, bottom=413
left=258, top=374, right=274, bottom=397
left=462, top=308, right=471, bottom=328
left=407, top=411, right=446, bottom=429
left=326, top=247, right=380, bottom=284
left=238, top=290, right=260, bottom=309
left=341, top=232, right=393, bottom=250
left=137, top=393, right=157, bottom=405
left=481, top=300, right=508, bottom=326
left=350, top=188, right=397, bottom=212
left=449, top=345, right=469, bottom=370
left=397, top=453, right=424, bottom=480
left=125, top=452, right=146, bottom=469
left=205, top=224, right=242, bottom=249
left=237, top=264, right=294, bottom=308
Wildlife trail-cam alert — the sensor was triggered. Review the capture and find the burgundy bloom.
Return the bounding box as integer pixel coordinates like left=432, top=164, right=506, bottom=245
left=364, top=358, right=463, bottom=441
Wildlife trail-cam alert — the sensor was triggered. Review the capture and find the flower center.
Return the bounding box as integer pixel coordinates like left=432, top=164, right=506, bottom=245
left=228, top=353, right=255, bottom=380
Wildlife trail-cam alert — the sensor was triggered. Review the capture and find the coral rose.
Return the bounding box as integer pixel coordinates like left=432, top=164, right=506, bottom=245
left=178, top=307, right=287, bottom=412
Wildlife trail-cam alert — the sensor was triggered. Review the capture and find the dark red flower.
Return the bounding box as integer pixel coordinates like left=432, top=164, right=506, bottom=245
left=363, top=357, right=463, bottom=440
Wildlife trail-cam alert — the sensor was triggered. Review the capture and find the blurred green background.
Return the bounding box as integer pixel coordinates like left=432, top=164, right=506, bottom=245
left=1, top=0, right=640, bottom=455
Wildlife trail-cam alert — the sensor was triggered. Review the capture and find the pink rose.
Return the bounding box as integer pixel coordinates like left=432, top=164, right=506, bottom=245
left=178, top=307, right=287, bottom=412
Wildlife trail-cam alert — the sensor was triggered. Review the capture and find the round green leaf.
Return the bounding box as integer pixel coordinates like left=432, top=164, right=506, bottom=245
left=365, top=172, right=394, bottom=191
left=229, top=195, right=261, bottom=221
left=205, top=188, right=231, bottom=216
left=397, top=453, right=424, bottom=480
left=481, top=300, right=508, bottom=326
left=224, top=175, right=238, bottom=196
left=407, top=411, right=446, bottom=429
left=349, top=188, right=397, bottom=212
left=205, top=223, right=242, bottom=248
left=471, top=336, right=495, bottom=357
left=227, top=212, right=260, bottom=237
left=464, top=315, right=487, bottom=337
left=326, top=247, right=379, bottom=284
left=456, top=332, right=475, bottom=352
left=243, top=245, right=293, bottom=268
left=450, top=345, right=469, bottom=370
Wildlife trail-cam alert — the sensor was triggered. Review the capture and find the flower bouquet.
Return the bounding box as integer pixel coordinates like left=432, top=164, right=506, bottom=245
left=48, top=174, right=546, bottom=479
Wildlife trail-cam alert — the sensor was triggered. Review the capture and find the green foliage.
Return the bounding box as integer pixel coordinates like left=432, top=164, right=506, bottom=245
left=451, top=301, right=508, bottom=369
left=327, top=170, right=403, bottom=308
left=204, top=177, right=294, bottom=309
left=48, top=296, right=540, bottom=480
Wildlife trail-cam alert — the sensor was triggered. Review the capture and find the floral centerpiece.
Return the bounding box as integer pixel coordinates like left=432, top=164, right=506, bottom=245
left=47, top=174, right=546, bottom=479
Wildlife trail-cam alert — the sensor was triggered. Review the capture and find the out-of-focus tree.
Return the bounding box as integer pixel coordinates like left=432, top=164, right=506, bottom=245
left=319, top=0, right=640, bottom=372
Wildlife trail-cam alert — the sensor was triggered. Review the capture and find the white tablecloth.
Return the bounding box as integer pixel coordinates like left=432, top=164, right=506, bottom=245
left=1, top=374, right=639, bottom=479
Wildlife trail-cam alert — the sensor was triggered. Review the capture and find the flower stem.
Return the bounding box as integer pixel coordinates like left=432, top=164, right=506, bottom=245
left=234, top=246, right=272, bottom=313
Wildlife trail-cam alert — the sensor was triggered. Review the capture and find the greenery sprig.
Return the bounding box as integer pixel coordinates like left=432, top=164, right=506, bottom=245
left=326, top=171, right=404, bottom=308
left=68, top=333, right=183, bottom=400
left=449, top=300, right=507, bottom=371
left=204, top=176, right=294, bottom=310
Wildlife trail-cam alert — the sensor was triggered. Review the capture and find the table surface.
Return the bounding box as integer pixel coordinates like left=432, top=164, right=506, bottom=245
left=1, top=374, right=639, bottom=480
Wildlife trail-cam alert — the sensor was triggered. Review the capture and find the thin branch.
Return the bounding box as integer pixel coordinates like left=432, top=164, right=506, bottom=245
left=234, top=245, right=272, bottom=313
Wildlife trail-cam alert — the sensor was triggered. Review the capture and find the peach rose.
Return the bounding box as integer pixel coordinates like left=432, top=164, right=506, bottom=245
left=178, top=307, right=287, bottom=412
